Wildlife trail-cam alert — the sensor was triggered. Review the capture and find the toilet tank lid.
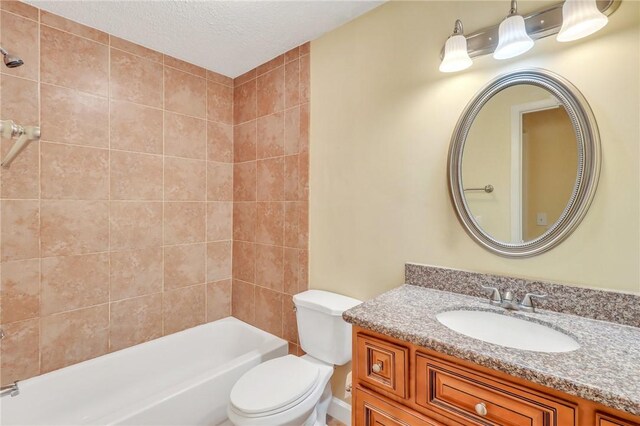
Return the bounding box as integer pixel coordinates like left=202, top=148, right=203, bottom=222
left=293, top=290, right=362, bottom=316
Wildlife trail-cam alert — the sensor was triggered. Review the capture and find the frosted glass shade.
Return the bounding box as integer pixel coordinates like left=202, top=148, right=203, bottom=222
left=439, top=34, right=472, bottom=73
left=493, top=15, right=534, bottom=60
left=557, top=0, right=608, bottom=42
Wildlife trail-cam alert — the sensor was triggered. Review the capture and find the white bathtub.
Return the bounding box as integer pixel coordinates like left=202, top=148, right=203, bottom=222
left=1, top=317, right=288, bottom=426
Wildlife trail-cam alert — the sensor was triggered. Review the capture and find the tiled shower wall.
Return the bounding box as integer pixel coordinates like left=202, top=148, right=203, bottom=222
left=231, top=45, right=310, bottom=355
left=0, top=1, right=235, bottom=385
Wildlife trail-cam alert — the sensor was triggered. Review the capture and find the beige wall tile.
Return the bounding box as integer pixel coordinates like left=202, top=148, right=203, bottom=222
left=110, top=48, right=163, bottom=107
left=110, top=293, right=162, bottom=351
left=163, top=202, right=206, bottom=245
left=0, top=318, right=39, bottom=385
left=164, top=55, right=206, bottom=78
left=41, top=253, right=109, bottom=315
left=1, top=200, right=39, bottom=261
left=1, top=1, right=39, bottom=21
left=256, top=202, right=284, bottom=246
left=207, top=121, right=233, bottom=163
left=41, top=304, right=109, bottom=373
left=110, top=248, right=163, bottom=301
left=234, top=80, right=256, bottom=124
left=299, top=54, right=310, bottom=103
left=110, top=150, right=163, bottom=201
left=41, top=11, right=108, bottom=43
left=164, top=157, right=206, bottom=201
left=110, top=201, right=162, bottom=251
left=207, top=161, right=233, bottom=201
left=234, top=120, right=257, bottom=163
left=207, top=81, right=233, bottom=124
left=255, top=244, right=283, bottom=292
left=207, top=70, right=233, bottom=87
left=231, top=279, right=255, bottom=324
left=207, top=241, right=232, bottom=282
left=232, top=161, right=256, bottom=201
left=284, top=47, right=300, bottom=63
left=257, top=67, right=284, bottom=117
left=41, top=200, right=108, bottom=256
left=284, top=106, right=301, bottom=155
left=257, top=112, right=284, bottom=159
left=40, top=25, right=108, bottom=96
left=257, top=157, right=284, bottom=201
left=283, top=248, right=300, bottom=296
left=110, top=100, right=163, bottom=154
left=40, top=142, right=109, bottom=200
left=110, top=36, right=163, bottom=63
left=232, top=241, right=255, bottom=283
left=233, top=202, right=256, bottom=242
left=255, top=286, right=282, bottom=337
left=0, top=134, right=39, bottom=199
left=284, top=59, right=300, bottom=109
left=207, top=202, right=232, bottom=242
left=163, top=285, right=205, bottom=334
left=234, top=69, right=256, bottom=87
left=164, top=243, right=206, bottom=290
left=1, top=11, right=39, bottom=80
left=40, top=83, right=109, bottom=148
left=164, top=67, right=206, bottom=118
left=284, top=154, right=300, bottom=201
left=256, top=55, right=284, bottom=76
left=0, top=258, right=39, bottom=324
left=0, top=74, right=38, bottom=125
left=164, top=112, right=206, bottom=160
left=206, top=279, right=231, bottom=322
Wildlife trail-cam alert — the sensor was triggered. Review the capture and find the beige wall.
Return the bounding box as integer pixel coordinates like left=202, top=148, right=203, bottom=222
left=310, top=1, right=640, bottom=304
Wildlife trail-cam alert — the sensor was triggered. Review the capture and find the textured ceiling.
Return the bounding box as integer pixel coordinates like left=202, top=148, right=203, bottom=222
left=27, top=0, right=383, bottom=77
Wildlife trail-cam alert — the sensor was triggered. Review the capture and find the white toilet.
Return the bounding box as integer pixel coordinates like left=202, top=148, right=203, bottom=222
left=227, top=290, right=361, bottom=426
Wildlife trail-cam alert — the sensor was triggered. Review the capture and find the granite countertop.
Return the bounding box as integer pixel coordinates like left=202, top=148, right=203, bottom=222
left=343, top=285, right=640, bottom=416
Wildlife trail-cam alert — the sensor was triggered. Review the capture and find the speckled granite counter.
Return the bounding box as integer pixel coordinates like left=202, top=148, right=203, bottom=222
left=343, top=285, right=640, bottom=416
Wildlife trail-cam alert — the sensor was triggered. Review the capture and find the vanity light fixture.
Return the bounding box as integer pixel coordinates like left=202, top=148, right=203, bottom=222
left=493, top=0, right=534, bottom=60
left=439, top=20, right=473, bottom=73
left=438, top=0, right=620, bottom=73
left=557, top=0, right=608, bottom=42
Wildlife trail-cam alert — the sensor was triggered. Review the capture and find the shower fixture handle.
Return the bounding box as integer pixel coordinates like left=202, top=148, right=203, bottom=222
left=0, top=125, right=40, bottom=168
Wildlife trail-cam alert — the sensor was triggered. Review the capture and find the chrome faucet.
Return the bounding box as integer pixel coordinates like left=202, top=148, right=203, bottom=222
left=0, top=382, right=19, bottom=397
left=481, top=285, right=547, bottom=312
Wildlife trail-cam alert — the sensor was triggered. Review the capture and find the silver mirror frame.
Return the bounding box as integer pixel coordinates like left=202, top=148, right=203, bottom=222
left=448, top=69, right=601, bottom=258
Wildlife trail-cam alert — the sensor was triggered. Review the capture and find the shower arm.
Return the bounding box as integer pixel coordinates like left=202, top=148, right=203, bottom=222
left=0, top=120, right=40, bottom=168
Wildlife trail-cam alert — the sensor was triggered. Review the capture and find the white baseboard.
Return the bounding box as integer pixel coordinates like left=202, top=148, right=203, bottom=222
left=328, top=397, right=351, bottom=426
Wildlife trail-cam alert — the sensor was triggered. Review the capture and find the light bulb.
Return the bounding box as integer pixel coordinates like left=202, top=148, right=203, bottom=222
left=557, top=0, right=608, bottom=42
left=494, top=14, right=534, bottom=60
left=439, top=20, right=473, bottom=73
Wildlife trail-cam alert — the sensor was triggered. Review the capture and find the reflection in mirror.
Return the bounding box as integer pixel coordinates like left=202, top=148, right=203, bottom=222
left=461, top=84, right=578, bottom=244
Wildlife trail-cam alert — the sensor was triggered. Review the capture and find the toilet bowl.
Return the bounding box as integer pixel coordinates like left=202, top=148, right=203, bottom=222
left=227, top=290, right=361, bottom=426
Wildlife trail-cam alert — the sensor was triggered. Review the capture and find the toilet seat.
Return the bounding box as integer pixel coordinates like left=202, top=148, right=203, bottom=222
left=229, top=355, right=321, bottom=418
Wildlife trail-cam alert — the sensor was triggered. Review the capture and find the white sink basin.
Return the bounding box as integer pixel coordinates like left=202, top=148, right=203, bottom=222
left=436, top=310, right=580, bottom=353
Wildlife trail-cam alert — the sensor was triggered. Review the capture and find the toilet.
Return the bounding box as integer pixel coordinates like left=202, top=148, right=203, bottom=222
left=227, top=290, right=361, bottom=426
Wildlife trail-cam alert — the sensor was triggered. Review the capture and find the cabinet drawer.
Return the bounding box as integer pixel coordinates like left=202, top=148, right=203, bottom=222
left=597, top=413, right=640, bottom=426
left=354, top=387, right=443, bottom=426
left=416, top=354, right=575, bottom=426
left=356, top=333, right=409, bottom=399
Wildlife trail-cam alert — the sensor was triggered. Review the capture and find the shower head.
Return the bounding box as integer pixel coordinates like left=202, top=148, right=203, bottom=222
left=0, top=46, right=23, bottom=68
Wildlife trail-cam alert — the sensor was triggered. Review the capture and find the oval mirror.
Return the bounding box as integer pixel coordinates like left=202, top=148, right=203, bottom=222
left=448, top=69, right=600, bottom=258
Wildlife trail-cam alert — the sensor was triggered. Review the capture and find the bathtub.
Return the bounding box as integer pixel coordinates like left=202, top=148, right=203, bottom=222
left=1, top=317, right=288, bottom=426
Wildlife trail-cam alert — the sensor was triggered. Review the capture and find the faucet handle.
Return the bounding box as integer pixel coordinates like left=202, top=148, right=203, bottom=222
left=480, top=285, right=502, bottom=305
left=520, top=292, right=547, bottom=312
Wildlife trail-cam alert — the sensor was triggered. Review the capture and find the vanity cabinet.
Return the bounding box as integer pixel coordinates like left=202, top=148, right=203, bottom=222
left=352, top=326, right=640, bottom=426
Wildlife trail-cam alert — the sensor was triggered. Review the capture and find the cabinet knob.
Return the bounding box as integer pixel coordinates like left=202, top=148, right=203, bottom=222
left=475, top=402, right=487, bottom=416
left=371, top=362, right=382, bottom=373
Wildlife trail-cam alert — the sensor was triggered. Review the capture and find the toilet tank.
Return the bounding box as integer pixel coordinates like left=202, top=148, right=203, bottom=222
left=293, top=290, right=362, bottom=366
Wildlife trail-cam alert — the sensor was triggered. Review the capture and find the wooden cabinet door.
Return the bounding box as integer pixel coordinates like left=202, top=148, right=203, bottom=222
left=356, top=333, right=409, bottom=399
left=354, top=387, right=444, bottom=426
left=415, top=354, right=576, bottom=426
left=597, top=413, right=640, bottom=426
